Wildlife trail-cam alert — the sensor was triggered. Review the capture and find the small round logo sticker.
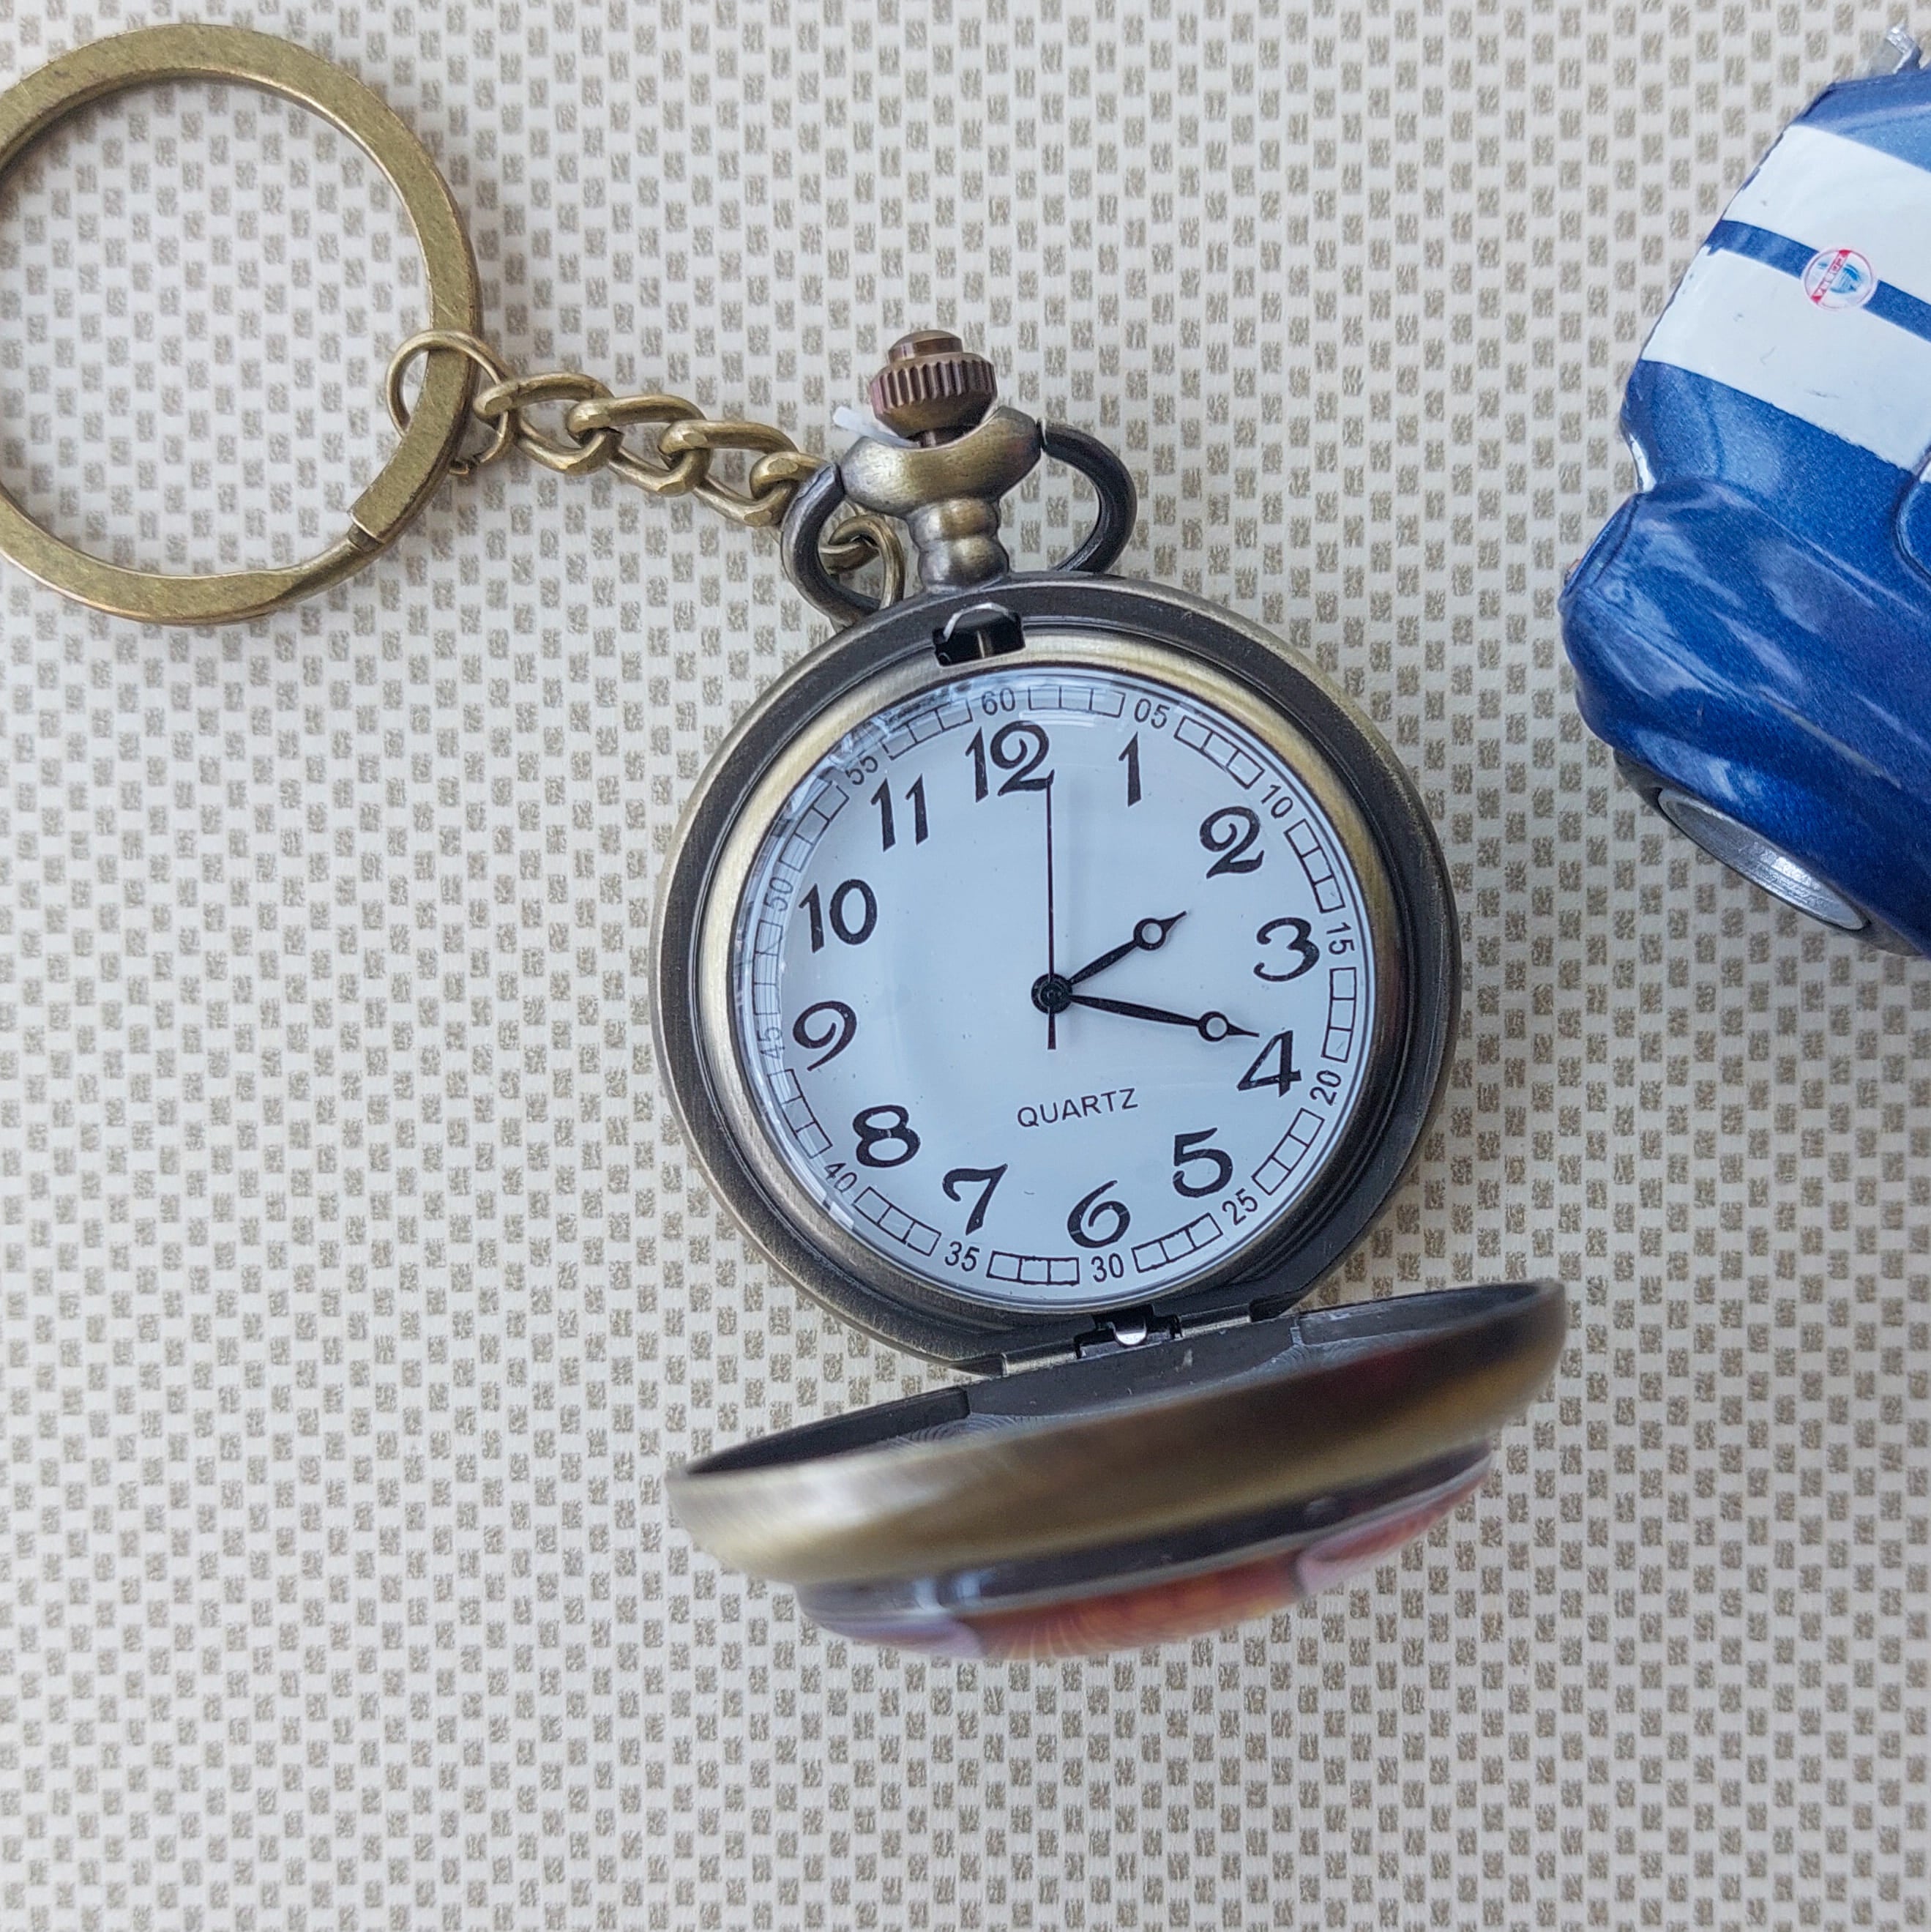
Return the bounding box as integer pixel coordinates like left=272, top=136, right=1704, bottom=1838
left=1803, top=246, right=1877, bottom=309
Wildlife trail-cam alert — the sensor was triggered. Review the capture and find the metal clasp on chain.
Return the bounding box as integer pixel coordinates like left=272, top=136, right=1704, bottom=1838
left=385, top=329, right=903, bottom=601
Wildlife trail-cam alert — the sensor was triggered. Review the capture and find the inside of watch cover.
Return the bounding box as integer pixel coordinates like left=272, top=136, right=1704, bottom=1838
left=669, top=1279, right=1565, bottom=1655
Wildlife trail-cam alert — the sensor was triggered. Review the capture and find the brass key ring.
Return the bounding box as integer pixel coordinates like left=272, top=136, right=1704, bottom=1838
left=0, top=23, right=482, bottom=625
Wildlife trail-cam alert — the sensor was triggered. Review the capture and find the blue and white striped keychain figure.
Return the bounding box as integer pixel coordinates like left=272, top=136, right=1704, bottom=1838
left=1562, top=24, right=1931, bottom=954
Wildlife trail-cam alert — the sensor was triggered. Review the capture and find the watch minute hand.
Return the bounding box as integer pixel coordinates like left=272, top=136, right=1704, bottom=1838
left=1065, top=991, right=1256, bottom=1042
left=1065, top=911, right=1187, bottom=987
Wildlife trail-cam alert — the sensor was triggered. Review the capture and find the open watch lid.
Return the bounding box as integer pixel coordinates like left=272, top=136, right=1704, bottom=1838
left=670, top=1279, right=1565, bottom=1657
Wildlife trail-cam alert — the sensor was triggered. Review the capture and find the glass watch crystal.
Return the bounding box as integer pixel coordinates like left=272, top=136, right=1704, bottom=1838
left=726, top=649, right=1383, bottom=1309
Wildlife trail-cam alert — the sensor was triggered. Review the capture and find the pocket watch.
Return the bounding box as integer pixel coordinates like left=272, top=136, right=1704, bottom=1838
left=655, top=337, right=1566, bottom=1655
left=0, top=25, right=1566, bottom=1660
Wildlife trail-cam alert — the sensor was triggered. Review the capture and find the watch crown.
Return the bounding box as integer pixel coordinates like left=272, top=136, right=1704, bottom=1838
left=868, top=329, right=998, bottom=443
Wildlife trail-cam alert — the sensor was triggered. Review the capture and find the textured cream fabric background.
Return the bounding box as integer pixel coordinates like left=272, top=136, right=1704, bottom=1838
left=1, top=1, right=1927, bottom=1927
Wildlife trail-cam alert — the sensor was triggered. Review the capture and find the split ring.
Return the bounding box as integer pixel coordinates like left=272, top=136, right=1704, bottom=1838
left=0, top=23, right=482, bottom=624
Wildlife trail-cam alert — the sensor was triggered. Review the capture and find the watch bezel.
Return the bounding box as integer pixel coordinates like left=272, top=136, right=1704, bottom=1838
left=652, top=574, right=1460, bottom=1365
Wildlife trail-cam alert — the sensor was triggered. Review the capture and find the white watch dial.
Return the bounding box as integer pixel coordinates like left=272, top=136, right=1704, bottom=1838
left=728, top=649, right=1382, bottom=1310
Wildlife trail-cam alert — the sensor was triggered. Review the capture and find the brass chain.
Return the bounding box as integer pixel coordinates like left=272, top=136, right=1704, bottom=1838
left=384, top=329, right=903, bottom=597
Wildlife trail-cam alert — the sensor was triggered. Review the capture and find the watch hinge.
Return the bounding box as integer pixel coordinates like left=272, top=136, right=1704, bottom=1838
left=982, top=1299, right=1285, bottom=1378
left=983, top=1310, right=1171, bottom=1376
left=1186, top=1300, right=1280, bottom=1340
left=1073, top=1310, right=1173, bottom=1360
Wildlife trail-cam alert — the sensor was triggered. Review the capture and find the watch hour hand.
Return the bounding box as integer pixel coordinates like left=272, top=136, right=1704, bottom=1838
left=1064, top=911, right=1187, bottom=987
left=1064, top=991, right=1256, bottom=1043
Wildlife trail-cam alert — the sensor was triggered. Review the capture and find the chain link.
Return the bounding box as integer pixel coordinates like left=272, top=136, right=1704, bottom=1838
left=385, top=329, right=903, bottom=603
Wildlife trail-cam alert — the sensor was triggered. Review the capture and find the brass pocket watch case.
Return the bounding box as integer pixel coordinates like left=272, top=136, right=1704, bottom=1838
left=653, top=337, right=1566, bottom=1656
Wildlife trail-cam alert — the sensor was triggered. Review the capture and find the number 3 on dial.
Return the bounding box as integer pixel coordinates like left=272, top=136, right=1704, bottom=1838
left=1254, top=915, right=1319, bottom=982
